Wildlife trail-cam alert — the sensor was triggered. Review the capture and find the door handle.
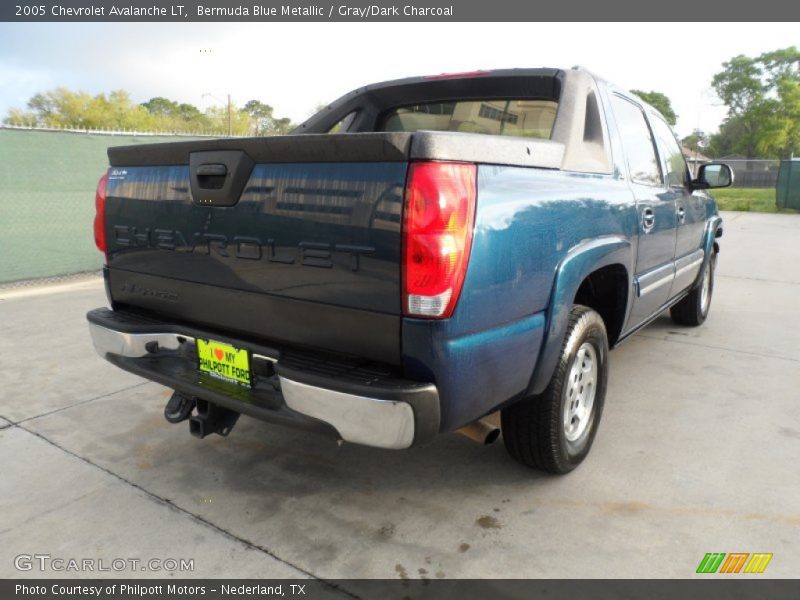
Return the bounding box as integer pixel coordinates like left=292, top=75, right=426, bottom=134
left=677, top=206, right=686, bottom=224
left=642, top=208, right=655, bottom=233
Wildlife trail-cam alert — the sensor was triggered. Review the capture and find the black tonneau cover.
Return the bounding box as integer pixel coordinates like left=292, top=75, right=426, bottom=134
left=109, top=131, right=565, bottom=171
left=108, top=133, right=413, bottom=167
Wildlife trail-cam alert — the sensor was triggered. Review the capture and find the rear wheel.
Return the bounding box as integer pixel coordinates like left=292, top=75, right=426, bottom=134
left=670, top=250, right=716, bottom=326
left=501, top=305, right=608, bottom=474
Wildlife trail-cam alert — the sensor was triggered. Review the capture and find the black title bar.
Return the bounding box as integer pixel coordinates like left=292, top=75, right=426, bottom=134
left=2, top=0, right=800, bottom=22
left=5, top=579, right=800, bottom=600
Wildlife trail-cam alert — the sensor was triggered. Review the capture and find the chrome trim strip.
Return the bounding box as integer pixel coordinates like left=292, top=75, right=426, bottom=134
left=675, top=256, right=703, bottom=280
left=280, top=377, right=416, bottom=450
left=674, top=249, right=705, bottom=281
left=89, top=322, right=192, bottom=358
left=637, top=263, right=675, bottom=297
left=675, top=248, right=705, bottom=267
left=253, top=353, right=278, bottom=364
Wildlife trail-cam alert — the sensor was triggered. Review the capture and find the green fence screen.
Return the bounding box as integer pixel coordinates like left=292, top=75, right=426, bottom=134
left=776, top=159, right=800, bottom=210
left=0, top=128, right=201, bottom=284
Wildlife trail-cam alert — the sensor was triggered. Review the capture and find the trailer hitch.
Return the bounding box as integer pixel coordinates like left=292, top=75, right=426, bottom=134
left=164, top=392, right=240, bottom=438
left=188, top=398, right=240, bottom=438
left=164, top=392, right=196, bottom=423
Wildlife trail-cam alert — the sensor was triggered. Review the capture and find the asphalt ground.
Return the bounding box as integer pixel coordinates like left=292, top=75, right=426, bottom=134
left=1, top=211, right=798, bottom=581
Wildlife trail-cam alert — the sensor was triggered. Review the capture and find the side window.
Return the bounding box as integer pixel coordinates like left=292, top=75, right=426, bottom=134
left=610, top=95, right=662, bottom=186
left=649, top=115, right=690, bottom=188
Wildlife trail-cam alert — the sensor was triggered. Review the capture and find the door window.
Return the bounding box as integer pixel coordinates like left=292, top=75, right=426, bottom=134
left=649, top=116, right=690, bottom=188
left=611, top=95, right=662, bottom=187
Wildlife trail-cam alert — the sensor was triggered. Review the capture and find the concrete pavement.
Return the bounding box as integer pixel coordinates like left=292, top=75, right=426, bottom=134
left=1, top=211, right=798, bottom=580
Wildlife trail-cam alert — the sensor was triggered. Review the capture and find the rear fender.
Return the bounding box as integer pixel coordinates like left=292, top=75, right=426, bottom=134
left=528, top=236, right=632, bottom=395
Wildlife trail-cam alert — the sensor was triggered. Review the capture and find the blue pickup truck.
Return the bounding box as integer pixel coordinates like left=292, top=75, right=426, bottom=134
left=87, top=67, right=730, bottom=474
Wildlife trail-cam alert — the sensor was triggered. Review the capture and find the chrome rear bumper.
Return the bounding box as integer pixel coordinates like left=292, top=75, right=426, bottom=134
left=87, top=312, right=439, bottom=449
left=279, top=377, right=415, bottom=449
left=89, top=324, right=189, bottom=357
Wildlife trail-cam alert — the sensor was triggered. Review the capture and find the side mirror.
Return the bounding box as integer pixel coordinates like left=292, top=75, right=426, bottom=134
left=693, top=163, right=733, bottom=189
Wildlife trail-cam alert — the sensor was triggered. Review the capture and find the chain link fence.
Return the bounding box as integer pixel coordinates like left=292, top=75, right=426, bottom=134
left=723, top=159, right=781, bottom=188
left=686, top=158, right=781, bottom=188
left=0, top=127, right=220, bottom=286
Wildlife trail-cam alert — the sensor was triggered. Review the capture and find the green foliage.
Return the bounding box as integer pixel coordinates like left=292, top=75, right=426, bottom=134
left=682, top=129, right=709, bottom=154
left=139, top=95, right=213, bottom=132
left=242, top=100, right=293, bottom=135
left=5, top=88, right=155, bottom=130
left=630, top=90, right=677, bottom=125
left=707, top=117, right=748, bottom=158
left=710, top=47, right=800, bottom=159
left=4, top=88, right=294, bottom=136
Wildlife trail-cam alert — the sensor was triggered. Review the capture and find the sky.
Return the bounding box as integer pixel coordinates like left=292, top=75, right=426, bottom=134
left=0, top=22, right=797, bottom=138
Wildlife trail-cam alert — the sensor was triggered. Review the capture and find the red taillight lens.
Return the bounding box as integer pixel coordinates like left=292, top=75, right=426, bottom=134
left=93, top=171, right=109, bottom=254
left=402, top=161, right=477, bottom=319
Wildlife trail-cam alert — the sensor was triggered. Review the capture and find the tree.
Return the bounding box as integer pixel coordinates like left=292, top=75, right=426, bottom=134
left=205, top=104, right=252, bottom=136
left=706, top=117, right=748, bottom=158
left=630, top=90, right=677, bottom=125
left=711, top=55, right=763, bottom=116
left=141, top=96, right=180, bottom=118
left=4, top=87, right=156, bottom=130
left=4, top=88, right=294, bottom=136
left=710, top=47, right=800, bottom=158
left=682, top=129, right=709, bottom=154
left=242, top=99, right=293, bottom=135
left=176, top=103, right=203, bottom=121
left=141, top=96, right=211, bottom=132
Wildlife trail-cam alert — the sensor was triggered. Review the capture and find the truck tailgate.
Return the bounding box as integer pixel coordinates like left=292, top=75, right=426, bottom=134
left=103, top=134, right=411, bottom=364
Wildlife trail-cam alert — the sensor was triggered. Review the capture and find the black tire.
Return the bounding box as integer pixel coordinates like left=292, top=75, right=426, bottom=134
left=501, top=305, right=609, bottom=474
left=670, top=250, right=716, bottom=327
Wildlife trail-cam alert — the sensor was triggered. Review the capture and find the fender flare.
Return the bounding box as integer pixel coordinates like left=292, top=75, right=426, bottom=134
left=527, top=235, right=633, bottom=395
left=694, top=215, right=723, bottom=288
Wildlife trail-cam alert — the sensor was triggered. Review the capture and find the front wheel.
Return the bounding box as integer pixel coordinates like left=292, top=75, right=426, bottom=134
left=501, top=305, right=609, bottom=474
left=670, top=250, right=716, bottom=326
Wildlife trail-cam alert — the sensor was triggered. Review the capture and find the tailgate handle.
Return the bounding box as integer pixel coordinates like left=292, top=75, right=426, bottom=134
left=196, top=164, right=227, bottom=177
left=189, top=150, right=254, bottom=206
left=196, top=163, right=228, bottom=191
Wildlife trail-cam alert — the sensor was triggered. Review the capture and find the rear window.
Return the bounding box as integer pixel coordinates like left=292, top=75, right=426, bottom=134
left=380, top=99, right=558, bottom=139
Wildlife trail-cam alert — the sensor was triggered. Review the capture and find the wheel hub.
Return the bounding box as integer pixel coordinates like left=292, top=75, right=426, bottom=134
left=563, top=342, right=598, bottom=442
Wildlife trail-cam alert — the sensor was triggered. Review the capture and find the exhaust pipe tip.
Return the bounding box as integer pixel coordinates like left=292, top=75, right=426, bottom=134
left=484, top=427, right=501, bottom=445
left=457, top=418, right=501, bottom=446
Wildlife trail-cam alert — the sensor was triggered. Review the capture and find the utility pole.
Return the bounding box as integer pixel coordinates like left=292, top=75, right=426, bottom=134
left=202, top=92, right=233, bottom=136
left=227, top=94, right=232, bottom=136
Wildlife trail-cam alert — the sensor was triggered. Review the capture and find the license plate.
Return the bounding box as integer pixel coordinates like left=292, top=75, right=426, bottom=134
left=197, top=339, right=251, bottom=387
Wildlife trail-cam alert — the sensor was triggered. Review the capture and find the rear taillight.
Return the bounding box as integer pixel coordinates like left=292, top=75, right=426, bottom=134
left=93, top=171, right=109, bottom=254
left=402, top=161, right=477, bottom=319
